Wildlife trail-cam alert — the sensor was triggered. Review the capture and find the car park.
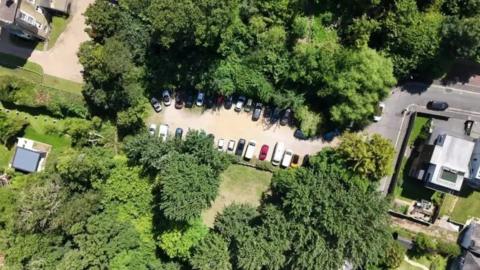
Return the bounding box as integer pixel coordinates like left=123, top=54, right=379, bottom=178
left=185, top=94, right=194, bottom=108
left=227, top=140, right=236, bottom=153
left=159, top=124, right=169, bottom=142
left=196, top=92, right=205, bottom=107
left=280, top=108, right=292, bottom=126
left=235, top=96, right=246, bottom=112
left=151, top=97, right=162, bottom=112
left=373, top=103, right=385, bottom=122
left=162, top=90, right=171, bottom=106
left=294, top=129, right=308, bottom=140
left=224, top=96, right=233, bottom=109
left=235, top=139, right=246, bottom=156
left=291, top=154, right=300, bottom=168
left=218, top=139, right=225, bottom=151
left=281, top=149, right=293, bottom=168
left=271, top=142, right=285, bottom=166
left=244, top=99, right=253, bottom=112
left=148, top=124, right=157, bottom=136
left=175, top=92, right=184, bottom=109
left=270, top=107, right=282, bottom=124
left=259, top=144, right=269, bottom=161
left=427, top=100, right=449, bottom=111
left=175, top=128, right=183, bottom=139
left=252, top=103, right=262, bottom=121
left=244, top=140, right=256, bottom=160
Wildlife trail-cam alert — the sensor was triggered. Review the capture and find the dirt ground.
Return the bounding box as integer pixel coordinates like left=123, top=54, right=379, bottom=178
left=0, top=0, right=94, bottom=82
left=147, top=105, right=337, bottom=163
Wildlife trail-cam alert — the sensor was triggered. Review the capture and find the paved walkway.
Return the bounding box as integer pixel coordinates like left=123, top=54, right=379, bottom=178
left=0, top=0, right=94, bottom=82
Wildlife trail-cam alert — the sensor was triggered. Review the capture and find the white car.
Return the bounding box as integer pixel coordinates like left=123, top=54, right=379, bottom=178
left=244, top=140, right=256, bottom=160
left=227, top=140, right=236, bottom=153
left=235, top=96, right=246, bottom=112
left=196, top=92, right=205, bottom=107
left=281, top=149, right=294, bottom=168
left=374, top=103, right=385, bottom=122
left=162, top=90, right=171, bottom=106
left=218, top=139, right=225, bottom=151
left=158, top=124, right=169, bottom=142
left=271, top=142, right=285, bottom=166
left=148, top=124, right=157, bottom=136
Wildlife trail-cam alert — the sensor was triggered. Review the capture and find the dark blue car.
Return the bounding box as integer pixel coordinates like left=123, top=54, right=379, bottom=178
left=323, top=129, right=340, bottom=142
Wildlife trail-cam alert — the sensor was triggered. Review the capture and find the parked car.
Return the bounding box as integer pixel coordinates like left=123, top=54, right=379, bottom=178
left=185, top=94, right=194, bottom=108
left=227, top=140, right=236, bottom=153
left=280, top=108, right=292, bottom=126
left=291, top=154, right=300, bottom=168
left=302, top=154, right=310, bottom=167
left=235, top=139, right=246, bottom=156
left=175, top=92, right=184, bottom=109
left=244, top=140, right=256, bottom=160
left=373, top=103, right=385, bottom=122
left=323, top=129, right=340, bottom=142
left=427, top=100, right=449, bottom=111
left=148, top=124, right=157, bottom=136
left=196, top=92, right=205, bottom=107
left=294, top=129, right=308, bottom=140
left=162, top=90, right=171, bottom=106
left=175, top=127, right=183, bottom=139
left=150, top=97, right=162, bottom=112
left=218, top=139, right=225, bottom=151
left=235, top=96, right=246, bottom=112
left=281, top=149, right=294, bottom=168
left=224, top=96, right=233, bottom=110
left=252, top=103, right=262, bottom=121
left=244, top=99, right=253, bottom=112
left=159, top=124, right=169, bottom=142
left=263, top=106, right=272, bottom=118
left=270, top=107, right=282, bottom=124
left=205, top=96, right=215, bottom=109
left=208, top=133, right=215, bottom=141
left=271, top=142, right=285, bottom=166
left=259, top=144, right=269, bottom=161
left=216, top=95, right=224, bottom=107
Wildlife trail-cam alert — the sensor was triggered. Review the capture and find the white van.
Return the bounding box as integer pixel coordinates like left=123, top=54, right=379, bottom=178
left=159, top=124, right=169, bottom=142
left=271, top=142, right=285, bottom=166
left=281, top=149, right=293, bottom=168
left=244, top=140, right=256, bottom=160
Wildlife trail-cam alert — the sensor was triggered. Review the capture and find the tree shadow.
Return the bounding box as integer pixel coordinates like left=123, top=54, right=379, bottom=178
left=440, top=61, right=480, bottom=86
left=399, top=82, right=431, bottom=95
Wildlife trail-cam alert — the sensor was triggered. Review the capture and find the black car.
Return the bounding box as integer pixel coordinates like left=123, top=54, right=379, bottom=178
left=427, top=101, right=449, bottom=111
left=224, top=96, right=234, bottom=109
left=205, top=96, right=215, bottom=109
left=263, top=106, right=272, bottom=118
left=270, top=107, right=282, bottom=124
left=294, top=129, right=308, bottom=140
left=235, top=139, right=246, bottom=156
left=175, top=128, right=183, bottom=139
left=185, top=94, right=194, bottom=108
left=252, top=103, right=263, bottom=121
left=280, top=108, right=292, bottom=126
left=302, top=155, right=310, bottom=167
left=175, top=92, right=184, bottom=109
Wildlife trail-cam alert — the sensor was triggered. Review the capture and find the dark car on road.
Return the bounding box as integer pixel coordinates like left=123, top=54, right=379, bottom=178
left=270, top=107, right=282, bottom=124
left=259, top=144, right=269, bottom=161
left=224, top=96, right=234, bottom=110
left=150, top=97, right=162, bottom=112
left=175, top=92, right=184, bottom=109
left=235, top=139, right=246, bottom=156
left=175, top=128, right=183, bottom=139
left=252, top=103, right=263, bottom=121
left=280, top=108, right=292, bottom=126
left=323, top=129, right=340, bottom=142
left=294, top=129, right=308, bottom=140
left=185, top=94, right=194, bottom=108
left=427, top=101, right=449, bottom=111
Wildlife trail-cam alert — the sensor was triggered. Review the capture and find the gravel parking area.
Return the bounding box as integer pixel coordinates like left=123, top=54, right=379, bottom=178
left=147, top=105, right=337, bottom=164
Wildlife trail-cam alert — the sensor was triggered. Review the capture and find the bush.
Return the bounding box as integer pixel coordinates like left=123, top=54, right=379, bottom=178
left=414, top=233, right=437, bottom=254
left=436, top=240, right=461, bottom=257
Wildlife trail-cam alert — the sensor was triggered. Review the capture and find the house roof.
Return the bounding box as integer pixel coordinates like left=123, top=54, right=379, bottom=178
left=11, top=147, right=42, bottom=173
left=0, top=0, right=18, bottom=24
left=460, top=222, right=480, bottom=256
left=462, top=252, right=480, bottom=270
left=36, top=0, right=71, bottom=13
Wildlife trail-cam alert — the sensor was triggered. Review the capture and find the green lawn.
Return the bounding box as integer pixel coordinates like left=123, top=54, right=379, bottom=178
left=408, top=116, right=429, bottom=146
left=450, top=187, right=480, bottom=223
left=44, top=16, right=70, bottom=50
left=0, top=52, right=43, bottom=74
left=43, top=74, right=83, bottom=94
left=395, top=158, right=435, bottom=202
left=0, top=145, right=13, bottom=168
left=396, top=260, right=424, bottom=270
left=202, top=164, right=272, bottom=226
left=439, top=193, right=457, bottom=217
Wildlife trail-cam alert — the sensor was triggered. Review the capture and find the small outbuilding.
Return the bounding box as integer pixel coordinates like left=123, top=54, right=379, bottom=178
left=10, top=137, right=51, bottom=173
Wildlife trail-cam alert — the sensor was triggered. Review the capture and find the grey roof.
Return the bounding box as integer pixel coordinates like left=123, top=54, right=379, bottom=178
left=11, top=147, right=42, bottom=173
left=460, top=222, right=480, bottom=256
left=462, top=252, right=480, bottom=270
left=36, top=0, right=71, bottom=13
left=0, top=0, right=18, bottom=24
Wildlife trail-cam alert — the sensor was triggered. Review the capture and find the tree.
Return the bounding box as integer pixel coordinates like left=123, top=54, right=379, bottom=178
left=380, top=240, right=405, bottom=269
left=0, top=111, right=28, bottom=145
left=190, top=233, right=232, bottom=270
left=214, top=204, right=258, bottom=243
left=159, top=219, right=208, bottom=260
left=116, top=104, right=146, bottom=137
left=443, top=16, right=480, bottom=62
left=337, top=132, right=395, bottom=181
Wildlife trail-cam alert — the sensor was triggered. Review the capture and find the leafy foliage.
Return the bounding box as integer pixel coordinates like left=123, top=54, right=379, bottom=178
left=0, top=111, right=28, bottom=145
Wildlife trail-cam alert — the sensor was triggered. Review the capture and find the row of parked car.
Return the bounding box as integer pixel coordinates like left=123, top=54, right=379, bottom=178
left=150, top=91, right=293, bottom=125
left=148, top=123, right=302, bottom=168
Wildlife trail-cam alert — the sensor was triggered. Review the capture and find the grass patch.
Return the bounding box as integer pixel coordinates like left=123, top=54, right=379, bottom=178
left=408, top=116, right=429, bottom=146
left=43, top=74, right=83, bottom=94
left=0, top=145, right=14, bottom=169
left=202, top=164, right=272, bottom=227
left=439, top=193, right=457, bottom=217
left=396, top=260, right=424, bottom=270
left=450, top=187, right=480, bottom=223
left=395, top=157, right=435, bottom=202
left=44, top=16, right=70, bottom=50
left=0, top=53, right=43, bottom=74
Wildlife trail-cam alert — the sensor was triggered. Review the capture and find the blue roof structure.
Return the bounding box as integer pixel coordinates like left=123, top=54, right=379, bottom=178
left=11, top=147, right=42, bottom=173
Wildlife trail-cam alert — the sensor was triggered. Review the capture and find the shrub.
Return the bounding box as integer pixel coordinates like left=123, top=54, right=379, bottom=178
left=414, top=233, right=437, bottom=254
left=436, top=240, right=461, bottom=257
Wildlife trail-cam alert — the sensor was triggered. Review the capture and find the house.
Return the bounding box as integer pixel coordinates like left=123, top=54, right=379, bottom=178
left=35, top=0, right=71, bottom=14
left=411, top=127, right=480, bottom=193
left=10, top=137, right=50, bottom=173
left=0, top=0, right=50, bottom=40
left=451, top=220, right=480, bottom=270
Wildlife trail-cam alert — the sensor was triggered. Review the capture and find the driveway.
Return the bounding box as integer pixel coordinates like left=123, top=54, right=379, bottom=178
left=0, top=0, right=94, bottom=82
left=147, top=106, right=337, bottom=164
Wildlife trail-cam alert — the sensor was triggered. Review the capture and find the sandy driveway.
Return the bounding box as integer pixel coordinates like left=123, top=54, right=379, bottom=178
left=0, top=0, right=94, bottom=82
left=147, top=106, right=337, bottom=163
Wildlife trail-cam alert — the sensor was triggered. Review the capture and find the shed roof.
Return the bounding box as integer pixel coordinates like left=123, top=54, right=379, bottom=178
left=11, top=147, right=42, bottom=173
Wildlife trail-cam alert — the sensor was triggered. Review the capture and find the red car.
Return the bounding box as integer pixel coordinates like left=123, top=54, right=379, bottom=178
left=259, top=144, right=269, bottom=161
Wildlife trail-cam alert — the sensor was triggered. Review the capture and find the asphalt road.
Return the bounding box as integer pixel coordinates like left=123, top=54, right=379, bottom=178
left=367, top=82, right=480, bottom=193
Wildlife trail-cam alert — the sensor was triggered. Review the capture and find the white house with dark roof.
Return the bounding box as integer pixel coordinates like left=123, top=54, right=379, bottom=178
left=9, top=137, right=50, bottom=173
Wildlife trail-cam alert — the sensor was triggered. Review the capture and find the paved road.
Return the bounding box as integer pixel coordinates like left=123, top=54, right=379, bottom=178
left=368, top=83, right=480, bottom=193
left=0, top=0, right=93, bottom=82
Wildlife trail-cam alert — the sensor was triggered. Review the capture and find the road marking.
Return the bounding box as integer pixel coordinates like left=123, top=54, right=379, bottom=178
left=448, top=107, right=480, bottom=116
